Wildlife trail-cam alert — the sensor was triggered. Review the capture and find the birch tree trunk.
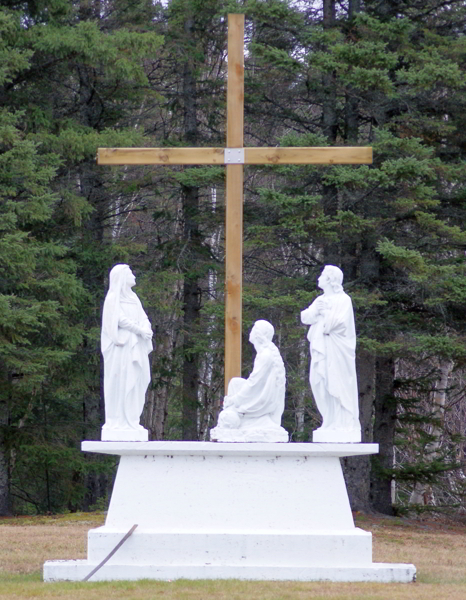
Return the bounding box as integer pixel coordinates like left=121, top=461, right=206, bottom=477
left=409, top=360, right=454, bottom=505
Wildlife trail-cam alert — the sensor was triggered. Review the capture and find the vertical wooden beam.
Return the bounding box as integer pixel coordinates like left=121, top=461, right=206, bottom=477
left=227, top=14, right=244, bottom=147
left=225, top=14, right=245, bottom=393
left=225, top=165, right=243, bottom=392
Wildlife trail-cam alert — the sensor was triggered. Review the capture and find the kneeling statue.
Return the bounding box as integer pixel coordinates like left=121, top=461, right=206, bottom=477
left=210, top=320, right=289, bottom=443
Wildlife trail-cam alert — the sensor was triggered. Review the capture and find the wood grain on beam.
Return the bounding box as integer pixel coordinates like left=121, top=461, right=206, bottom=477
left=226, top=14, right=244, bottom=149
left=244, top=147, right=373, bottom=165
left=225, top=164, right=243, bottom=392
left=224, top=14, right=245, bottom=391
left=97, top=148, right=225, bottom=165
left=97, top=146, right=373, bottom=166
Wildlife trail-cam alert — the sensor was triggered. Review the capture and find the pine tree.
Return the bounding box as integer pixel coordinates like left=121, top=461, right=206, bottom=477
left=0, top=104, right=91, bottom=513
left=0, top=1, right=163, bottom=512
left=238, top=1, right=466, bottom=513
left=2, top=0, right=465, bottom=515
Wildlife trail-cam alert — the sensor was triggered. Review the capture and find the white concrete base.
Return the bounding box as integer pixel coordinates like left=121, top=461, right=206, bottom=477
left=86, top=528, right=372, bottom=566
left=313, top=427, right=361, bottom=443
left=210, top=426, right=289, bottom=442
left=101, top=428, right=148, bottom=442
left=44, top=560, right=416, bottom=583
left=44, top=442, right=415, bottom=583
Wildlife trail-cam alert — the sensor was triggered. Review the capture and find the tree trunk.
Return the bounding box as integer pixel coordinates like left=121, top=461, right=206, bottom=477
left=322, top=0, right=337, bottom=143
left=0, top=400, right=10, bottom=515
left=339, top=3, right=373, bottom=511
left=180, top=15, right=202, bottom=440
left=145, top=351, right=169, bottom=441
left=409, top=360, right=454, bottom=505
left=348, top=0, right=361, bottom=19
left=321, top=0, right=340, bottom=266
left=345, top=0, right=362, bottom=144
left=345, top=81, right=359, bottom=148
left=295, top=339, right=309, bottom=440
left=77, top=163, right=108, bottom=431
left=370, top=355, right=396, bottom=514
left=342, top=348, right=375, bottom=512
left=181, top=245, right=201, bottom=440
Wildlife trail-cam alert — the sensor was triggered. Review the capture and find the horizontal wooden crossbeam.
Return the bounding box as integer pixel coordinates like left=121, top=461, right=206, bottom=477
left=98, top=148, right=224, bottom=165
left=97, top=147, right=373, bottom=166
left=246, top=147, right=372, bottom=165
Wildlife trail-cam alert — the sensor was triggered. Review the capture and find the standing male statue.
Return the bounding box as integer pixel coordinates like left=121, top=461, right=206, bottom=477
left=101, top=264, right=153, bottom=441
left=210, top=320, right=289, bottom=442
left=301, top=265, right=361, bottom=443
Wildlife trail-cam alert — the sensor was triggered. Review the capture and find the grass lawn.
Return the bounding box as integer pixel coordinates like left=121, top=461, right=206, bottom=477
left=1, top=512, right=465, bottom=599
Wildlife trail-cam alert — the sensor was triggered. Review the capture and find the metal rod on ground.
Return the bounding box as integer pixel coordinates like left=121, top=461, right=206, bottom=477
left=82, top=524, right=138, bottom=581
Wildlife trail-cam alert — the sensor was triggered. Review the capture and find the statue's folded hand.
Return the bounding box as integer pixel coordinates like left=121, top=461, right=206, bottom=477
left=223, top=395, right=233, bottom=409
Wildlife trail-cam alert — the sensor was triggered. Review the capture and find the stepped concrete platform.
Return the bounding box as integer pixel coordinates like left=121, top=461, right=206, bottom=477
left=44, top=442, right=416, bottom=583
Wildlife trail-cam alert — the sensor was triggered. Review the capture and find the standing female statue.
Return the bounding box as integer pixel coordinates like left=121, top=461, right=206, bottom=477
left=301, top=265, right=361, bottom=443
left=101, top=264, right=153, bottom=441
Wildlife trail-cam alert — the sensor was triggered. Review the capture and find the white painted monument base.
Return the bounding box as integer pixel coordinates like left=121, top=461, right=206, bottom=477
left=44, top=559, right=416, bottom=583
left=101, top=428, right=148, bottom=442
left=210, top=426, right=289, bottom=442
left=312, top=427, right=361, bottom=443
left=44, top=442, right=415, bottom=583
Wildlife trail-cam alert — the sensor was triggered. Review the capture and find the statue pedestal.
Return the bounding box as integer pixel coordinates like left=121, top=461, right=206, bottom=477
left=312, top=427, right=361, bottom=443
left=101, top=428, right=148, bottom=442
left=210, top=426, right=289, bottom=442
left=44, top=442, right=415, bottom=583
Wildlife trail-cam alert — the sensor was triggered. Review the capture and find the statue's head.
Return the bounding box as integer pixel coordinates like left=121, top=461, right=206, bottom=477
left=321, top=265, right=343, bottom=293
left=250, top=320, right=274, bottom=346
left=109, top=264, right=136, bottom=290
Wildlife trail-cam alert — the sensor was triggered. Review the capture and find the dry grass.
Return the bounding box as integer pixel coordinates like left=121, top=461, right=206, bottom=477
left=1, top=512, right=466, bottom=599
left=0, top=512, right=105, bottom=576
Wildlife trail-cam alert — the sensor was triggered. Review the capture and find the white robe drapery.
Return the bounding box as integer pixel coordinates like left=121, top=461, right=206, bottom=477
left=301, top=291, right=359, bottom=432
left=210, top=328, right=288, bottom=441
left=101, top=265, right=153, bottom=432
left=226, top=342, right=286, bottom=430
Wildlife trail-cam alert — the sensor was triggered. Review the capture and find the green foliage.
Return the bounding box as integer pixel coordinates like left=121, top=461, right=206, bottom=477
left=173, top=167, right=224, bottom=187
left=0, top=107, right=97, bottom=513
left=1, top=0, right=465, bottom=514
left=0, top=0, right=165, bottom=514
left=238, top=1, right=466, bottom=510
left=0, top=11, right=33, bottom=86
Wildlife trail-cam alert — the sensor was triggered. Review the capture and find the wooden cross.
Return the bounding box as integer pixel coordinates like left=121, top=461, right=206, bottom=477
left=97, top=14, right=372, bottom=393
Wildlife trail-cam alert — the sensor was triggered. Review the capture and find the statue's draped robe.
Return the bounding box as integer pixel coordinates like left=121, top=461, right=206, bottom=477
left=301, top=291, right=359, bottom=432
left=101, top=268, right=152, bottom=431
left=222, top=343, right=286, bottom=431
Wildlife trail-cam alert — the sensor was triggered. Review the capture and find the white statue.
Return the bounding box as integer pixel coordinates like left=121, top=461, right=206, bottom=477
left=210, top=320, right=289, bottom=443
left=101, top=264, right=153, bottom=441
left=301, top=265, right=361, bottom=443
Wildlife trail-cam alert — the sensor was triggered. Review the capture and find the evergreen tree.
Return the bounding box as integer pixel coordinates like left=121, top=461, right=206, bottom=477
left=1, top=0, right=465, bottom=515
left=0, top=105, right=91, bottom=513
left=239, top=0, right=466, bottom=513
left=0, top=1, right=163, bottom=513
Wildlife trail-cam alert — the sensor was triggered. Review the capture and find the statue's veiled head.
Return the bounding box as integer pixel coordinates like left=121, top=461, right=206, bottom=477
left=109, top=264, right=136, bottom=294
left=249, top=320, right=274, bottom=346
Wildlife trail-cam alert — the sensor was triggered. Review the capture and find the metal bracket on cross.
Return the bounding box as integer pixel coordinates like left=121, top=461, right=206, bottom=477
left=224, top=148, right=245, bottom=164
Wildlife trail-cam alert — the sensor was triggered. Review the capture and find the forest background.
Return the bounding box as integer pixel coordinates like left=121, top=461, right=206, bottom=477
left=0, top=0, right=465, bottom=518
